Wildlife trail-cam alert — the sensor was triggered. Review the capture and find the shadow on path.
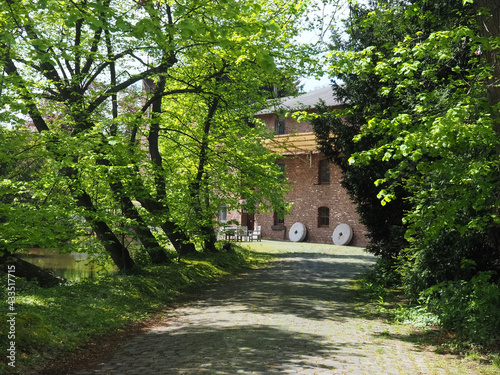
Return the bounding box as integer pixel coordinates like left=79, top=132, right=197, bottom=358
left=194, top=249, right=376, bottom=322
left=118, top=325, right=349, bottom=374
left=72, top=244, right=477, bottom=375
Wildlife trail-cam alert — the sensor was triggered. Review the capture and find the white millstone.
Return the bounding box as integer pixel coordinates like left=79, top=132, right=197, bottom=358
left=289, top=222, right=307, bottom=242
left=332, top=223, right=353, bottom=246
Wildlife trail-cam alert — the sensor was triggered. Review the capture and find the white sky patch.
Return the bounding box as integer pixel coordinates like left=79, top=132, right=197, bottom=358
left=297, top=0, right=351, bottom=92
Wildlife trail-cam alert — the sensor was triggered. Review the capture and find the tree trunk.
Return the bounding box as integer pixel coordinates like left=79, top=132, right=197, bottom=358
left=2, top=57, right=135, bottom=272
left=474, top=1, right=500, bottom=250
left=118, top=191, right=171, bottom=264
left=102, top=31, right=170, bottom=266
left=190, top=97, right=220, bottom=253
left=203, top=193, right=219, bottom=252
left=145, top=59, right=197, bottom=258
left=203, top=228, right=218, bottom=253
left=137, top=197, right=197, bottom=256
left=86, top=210, right=135, bottom=271
left=474, top=0, right=500, bottom=249
left=123, top=163, right=197, bottom=257
left=474, top=1, right=500, bottom=141
left=101, top=156, right=171, bottom=264
left=0, top=250, right=64, bottom=288
left=71, top=179, right=135, bottom=271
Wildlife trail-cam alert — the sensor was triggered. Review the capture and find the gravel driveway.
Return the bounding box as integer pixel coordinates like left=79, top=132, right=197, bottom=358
left=75, top=241, right=481, bottom=375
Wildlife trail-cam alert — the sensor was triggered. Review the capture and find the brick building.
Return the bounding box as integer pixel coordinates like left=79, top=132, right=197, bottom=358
left=224, top=86, right=369, bottom=247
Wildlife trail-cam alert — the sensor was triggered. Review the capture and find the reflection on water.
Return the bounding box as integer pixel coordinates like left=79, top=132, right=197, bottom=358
left=22, top=248, right=116, bottom=281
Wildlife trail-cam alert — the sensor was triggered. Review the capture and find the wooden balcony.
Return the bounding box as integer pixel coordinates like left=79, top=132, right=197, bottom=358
left=263, top=131, right=319, bottom=154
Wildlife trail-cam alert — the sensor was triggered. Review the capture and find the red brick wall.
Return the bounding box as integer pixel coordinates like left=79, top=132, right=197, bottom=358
left=256, top=107, right=343, bottom=135
left=257, top=113, right=313, bottom=134
left=224, top=110, right=370, bottom=247
left=254, top=153, right=369, bottom=247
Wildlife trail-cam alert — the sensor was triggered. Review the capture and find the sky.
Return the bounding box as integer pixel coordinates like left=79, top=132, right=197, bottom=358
left=295, top=0, right=349, bottom=92
left=301, top=75, right=333, bottom=92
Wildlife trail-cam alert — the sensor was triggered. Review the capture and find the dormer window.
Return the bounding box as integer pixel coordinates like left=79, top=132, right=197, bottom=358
left=275, top=116, right=285, bottom=135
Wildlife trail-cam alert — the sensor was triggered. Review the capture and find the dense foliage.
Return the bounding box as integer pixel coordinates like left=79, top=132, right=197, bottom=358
left=314, top=0, right=500, bottom=344
left=0, top=0, right=319, bottom=270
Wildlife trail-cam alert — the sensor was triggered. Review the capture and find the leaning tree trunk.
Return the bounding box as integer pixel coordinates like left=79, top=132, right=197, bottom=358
left=123, top=161, right=197, bottom=258
left=117, top=190, right=171, bottom=264
left=137, top=197, right=197, bottom=257
left=95, top=142, right=170, bottom=265
left=99, top=151, right=170, bottom=265
left=74, top=187, right=135, bottom=271
left=146, top=64, right=196, bottom=258
left=102, top=29, right=169, bottom=265
left=63, top=163, right=136, bottom=271
left=3, top=57, right=135, bottom=272
left=0, top=249, right=64, bottom=288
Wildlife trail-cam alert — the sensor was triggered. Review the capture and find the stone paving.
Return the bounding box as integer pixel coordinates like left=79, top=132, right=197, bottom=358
left=75, top=242, right=480, bottom=375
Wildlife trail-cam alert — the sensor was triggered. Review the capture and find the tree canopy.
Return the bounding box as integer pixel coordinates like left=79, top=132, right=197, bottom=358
left=314, top=0, right=500, bottom=343
left=0, top=0, right=320, bottom=271
left=318, top=1, right=500, bottom=291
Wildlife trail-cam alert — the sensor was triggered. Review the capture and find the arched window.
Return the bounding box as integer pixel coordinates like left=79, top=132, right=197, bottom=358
left=318, top=207, right=329, bottom=227
left=319, top=160, right=330, bottom=184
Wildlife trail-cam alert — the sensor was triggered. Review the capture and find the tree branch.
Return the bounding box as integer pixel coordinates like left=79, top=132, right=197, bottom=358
left=2, top=54, right=50, bottom=133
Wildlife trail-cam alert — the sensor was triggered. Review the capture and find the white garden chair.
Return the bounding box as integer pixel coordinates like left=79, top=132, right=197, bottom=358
left=251, top=226, right=262, bottom=241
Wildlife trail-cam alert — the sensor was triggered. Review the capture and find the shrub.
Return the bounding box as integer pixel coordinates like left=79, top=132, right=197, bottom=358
left=422, top=271, right=500, bottom=345
left=365, top=257, right=401, bottom=289
left=399, top=229, right=500, bottom=300
left=393, top=304, right=440, bottom=328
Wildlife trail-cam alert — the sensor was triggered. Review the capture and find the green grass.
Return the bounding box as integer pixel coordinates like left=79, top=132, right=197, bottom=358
left=350, top=271, right=500, bottom=374
left=0, top=246, right=272, bottom=374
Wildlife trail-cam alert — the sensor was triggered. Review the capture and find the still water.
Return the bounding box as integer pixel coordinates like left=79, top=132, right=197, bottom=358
left=23, top=248, right=116, bottom=281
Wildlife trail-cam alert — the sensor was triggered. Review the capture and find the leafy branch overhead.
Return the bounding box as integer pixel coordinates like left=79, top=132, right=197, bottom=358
left=0, top=0, right=319, bottom=268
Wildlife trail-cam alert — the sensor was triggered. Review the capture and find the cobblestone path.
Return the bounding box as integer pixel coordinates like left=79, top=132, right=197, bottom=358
left=76, top=242, right=479, bottom=375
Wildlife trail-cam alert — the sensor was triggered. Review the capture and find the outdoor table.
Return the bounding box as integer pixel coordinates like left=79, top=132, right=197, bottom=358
left=222, top=226, right=248, bottom=241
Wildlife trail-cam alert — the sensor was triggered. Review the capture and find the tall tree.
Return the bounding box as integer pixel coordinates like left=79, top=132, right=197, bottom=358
left=313, top=1, right=413, bottom=263
left=0, top=0, right=317, bottom=268
left=317, top=0, right=500, bottom=294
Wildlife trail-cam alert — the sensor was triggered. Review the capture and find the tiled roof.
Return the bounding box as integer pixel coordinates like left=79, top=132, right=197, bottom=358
left=258, top=86, right=342, bottom=115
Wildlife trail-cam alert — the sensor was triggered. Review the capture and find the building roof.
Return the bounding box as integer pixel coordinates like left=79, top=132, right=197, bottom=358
left=258, top=86, right=343, bottom=115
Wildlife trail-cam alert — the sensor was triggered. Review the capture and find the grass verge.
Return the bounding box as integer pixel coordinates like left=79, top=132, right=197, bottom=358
left=350, top=272, right=500, bottom=374
left=0, top=246, right=272, bottom=375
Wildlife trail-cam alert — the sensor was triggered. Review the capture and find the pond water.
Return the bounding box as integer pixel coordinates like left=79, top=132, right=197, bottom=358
left=22, top=248, right=116, bottom=281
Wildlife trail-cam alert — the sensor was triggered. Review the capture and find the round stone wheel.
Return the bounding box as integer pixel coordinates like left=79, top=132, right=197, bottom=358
left=289, top=222, right=307, bottom=242
left=332, top=224, right=353, bottom=246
